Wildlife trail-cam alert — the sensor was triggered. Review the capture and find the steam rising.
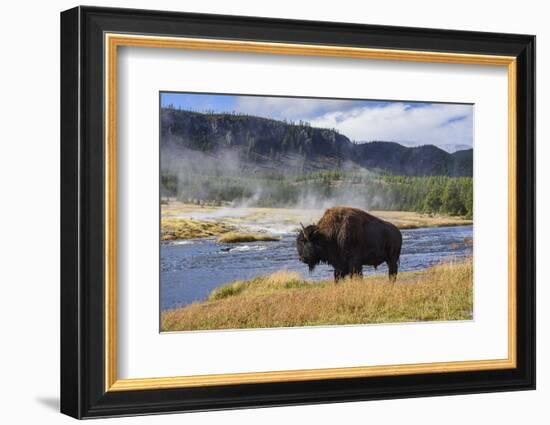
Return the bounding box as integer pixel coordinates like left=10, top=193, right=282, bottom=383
left=161, top=138, right=390, bottom=212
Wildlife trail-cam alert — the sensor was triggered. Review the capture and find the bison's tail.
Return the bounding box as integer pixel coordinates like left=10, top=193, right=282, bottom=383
left=389, top=246, right=401, bottom=265
left=389, top=244, right=401, bottom=267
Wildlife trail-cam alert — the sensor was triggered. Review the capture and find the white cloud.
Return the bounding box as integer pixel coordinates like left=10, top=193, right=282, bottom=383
left=234, top=97, right=355, bottom=121
left=308, top=103, right=473, bottom=148
left=232, top=97, right=473, bottom=150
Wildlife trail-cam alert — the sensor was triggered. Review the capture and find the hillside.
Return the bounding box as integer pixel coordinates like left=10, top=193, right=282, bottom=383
left=160, top=108, right=472, bottom=177
left=354, top=142, right=473, bottom=176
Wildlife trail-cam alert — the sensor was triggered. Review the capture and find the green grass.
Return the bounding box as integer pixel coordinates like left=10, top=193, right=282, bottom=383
left=208, top=271, right=310, bottom=301
left=161, top=258, right=473, bottom=331
left=161, top=217, right=235, bottom=241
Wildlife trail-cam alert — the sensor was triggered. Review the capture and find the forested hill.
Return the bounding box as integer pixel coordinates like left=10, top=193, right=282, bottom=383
left=161, top=108, right=472, bottom=177
left=354, top=142, right=473, bottom=177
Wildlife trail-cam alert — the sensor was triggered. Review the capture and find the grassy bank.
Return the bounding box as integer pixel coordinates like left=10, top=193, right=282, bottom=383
left=161, top=203, right=472, bottom=241
left=218, top=232, right=280, bottom=243
left=161, top=257, right=473, bottom=331
left=161, top=217, right=235, bottom=241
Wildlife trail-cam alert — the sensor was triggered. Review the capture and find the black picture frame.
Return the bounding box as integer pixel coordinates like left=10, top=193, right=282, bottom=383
left=61, top=5, right=535, bottom=419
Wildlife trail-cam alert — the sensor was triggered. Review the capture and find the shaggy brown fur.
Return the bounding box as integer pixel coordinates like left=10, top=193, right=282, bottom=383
left=297, top=206, right=402, bottom=281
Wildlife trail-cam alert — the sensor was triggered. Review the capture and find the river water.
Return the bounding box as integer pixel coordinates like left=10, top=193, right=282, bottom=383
left=160, top=225, right=473, bottom=311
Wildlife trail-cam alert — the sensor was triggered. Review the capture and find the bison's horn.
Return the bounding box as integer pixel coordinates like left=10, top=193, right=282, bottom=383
left=300, top=222, right=309, bottom=241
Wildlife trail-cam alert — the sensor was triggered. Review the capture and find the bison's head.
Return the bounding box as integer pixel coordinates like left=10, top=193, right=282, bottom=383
left=296, top=223, right=326, bottom=272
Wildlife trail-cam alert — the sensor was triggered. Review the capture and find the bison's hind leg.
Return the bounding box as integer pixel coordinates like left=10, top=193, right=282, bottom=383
left=387, top=260, right=399, bottom=282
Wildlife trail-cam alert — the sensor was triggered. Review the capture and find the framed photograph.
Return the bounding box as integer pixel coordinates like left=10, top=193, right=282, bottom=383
left=60, top=6, right=535, bottom=419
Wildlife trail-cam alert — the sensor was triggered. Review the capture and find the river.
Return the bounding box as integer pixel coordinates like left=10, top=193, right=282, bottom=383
left=160, top=224, right=473, bottom=311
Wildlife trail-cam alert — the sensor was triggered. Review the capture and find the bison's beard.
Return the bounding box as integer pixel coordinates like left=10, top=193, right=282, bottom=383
left=297, top=239, right=323, bottom=273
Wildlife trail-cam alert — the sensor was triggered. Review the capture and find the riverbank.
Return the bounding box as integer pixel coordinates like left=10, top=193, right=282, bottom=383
left=161, top=202, right=473, bottom=241
left=161, top=217, right=235, bottom=241
left=218, top=232, right=280, bottom=243
left=161, top=257, right=473, bottom=331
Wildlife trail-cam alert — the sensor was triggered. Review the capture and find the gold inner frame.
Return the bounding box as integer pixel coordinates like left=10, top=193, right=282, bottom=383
left=104, top=33, right=517, bottom=392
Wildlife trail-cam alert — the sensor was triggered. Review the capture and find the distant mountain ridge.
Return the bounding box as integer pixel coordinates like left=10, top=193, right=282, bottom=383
left=354, top=142, right=473, bottom=177
left=437, top=143, right=472, bottom=153
left=161, top=108, right=473, bottom=177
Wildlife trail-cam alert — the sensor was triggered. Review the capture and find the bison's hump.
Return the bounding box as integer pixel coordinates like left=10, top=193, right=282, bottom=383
left=315, top=206, right=382, bottom=239
left=318, top=206, right=376, bottom=226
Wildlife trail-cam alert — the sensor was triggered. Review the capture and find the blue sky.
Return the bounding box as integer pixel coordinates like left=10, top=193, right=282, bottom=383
left=161, top=92, right=473, bottom=149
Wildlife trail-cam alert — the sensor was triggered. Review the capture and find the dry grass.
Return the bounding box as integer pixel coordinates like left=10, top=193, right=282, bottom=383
left=160, top=203, right=471, bottom=242
left=161, top=202, right=472, bottom=231
left=161, top=217, right=235, bottom=241
left=217, top=232, right=280, bottom=244
left=161, top=258, right=473, bottom=331
left=368, top=210, right=473, bottom=229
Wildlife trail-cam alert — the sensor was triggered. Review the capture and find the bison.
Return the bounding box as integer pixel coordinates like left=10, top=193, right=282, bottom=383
left=296, top=206, right=402, bottom=281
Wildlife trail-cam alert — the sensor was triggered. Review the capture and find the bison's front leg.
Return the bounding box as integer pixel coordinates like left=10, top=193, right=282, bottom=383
left=334, top=268, right=344, bottom=282
left=346, top=255, right=363, bottom=278
left=335, top=269, right=357, bottom=282
left=334, top=263, right=351, bottom=282
left=350, top=261, right=363, bottom=278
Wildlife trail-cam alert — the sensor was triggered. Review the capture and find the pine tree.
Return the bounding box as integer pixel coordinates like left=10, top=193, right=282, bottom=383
left=423, top=186, right=442, bottom=213
left=441, top=180, right=466, bottom=215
